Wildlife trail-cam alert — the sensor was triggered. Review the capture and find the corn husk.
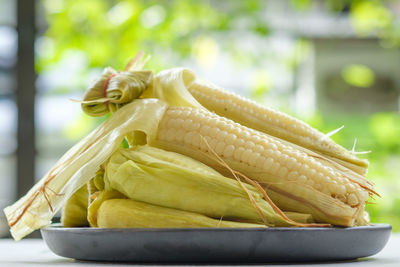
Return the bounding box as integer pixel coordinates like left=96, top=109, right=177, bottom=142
left=81, top=68, right=153, bottom=116
left=105, top=146, right=298, bottom=226
left=4, top=99, right=168, bottom=240
left=283, top=212, right=314, bottom=224
left=150, top=68, right=203, bottom=108
left=96, top=198, right=266, bottom=229
left=87, top=190, right=126, bottom=227
left=61, top=184, right=89, bottom=227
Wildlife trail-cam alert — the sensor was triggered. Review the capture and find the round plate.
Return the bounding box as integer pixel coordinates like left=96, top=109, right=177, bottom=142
left=41, top=224, right=391, bottom=263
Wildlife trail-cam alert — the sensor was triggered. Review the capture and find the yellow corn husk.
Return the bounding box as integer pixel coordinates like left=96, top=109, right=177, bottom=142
left=93, top=169, right=105, bottom=191
left=96, top=198, right=266, bottom=229
left=283, top=212, right=314, bottom=224
left=150, top=68, right=203, bottom=109
left=61, top=184, right=89, bottom=227
left=87, top=169, right=106, bottom=204
left=4, top=99, right=168, bottom=240
left=105, top=146, right=300, bottom=226
left=87, top=190, right=126, bottom=227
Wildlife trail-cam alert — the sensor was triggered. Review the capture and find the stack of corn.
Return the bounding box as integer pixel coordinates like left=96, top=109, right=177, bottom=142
left=4, top=54, right=375, bottom=240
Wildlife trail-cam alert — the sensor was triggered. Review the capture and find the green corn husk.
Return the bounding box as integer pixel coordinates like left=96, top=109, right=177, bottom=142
left=81, top=68, right=153, bottom=117
left=105, top=145, right=300, bottom=226
left=61, top=184, right=89, bottom=227
left=93, top=170, right=105, bottom=191
left=87, top=169, right=106, bottom=205
left=96, top=198, right=266, bottom=229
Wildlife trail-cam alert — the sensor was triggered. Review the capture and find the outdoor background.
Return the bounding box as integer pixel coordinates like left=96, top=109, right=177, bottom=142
left=0, top=0, right=399, bottom=236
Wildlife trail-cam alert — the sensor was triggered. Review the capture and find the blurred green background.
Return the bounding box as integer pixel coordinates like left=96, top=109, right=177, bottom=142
left=0, top=0, right=399, bottom=234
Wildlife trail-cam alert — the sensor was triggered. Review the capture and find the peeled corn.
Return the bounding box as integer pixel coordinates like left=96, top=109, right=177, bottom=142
left=78, top=60, right=369, bottom=176
left=187, top=78, right=369, bottom=175
left=152, top=106, right=373, bottom=226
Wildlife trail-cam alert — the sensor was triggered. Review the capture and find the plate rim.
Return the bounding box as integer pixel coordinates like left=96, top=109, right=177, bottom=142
left=42, top=222, right=392, bottom=233
left=41, top=223, right=392, bottom=263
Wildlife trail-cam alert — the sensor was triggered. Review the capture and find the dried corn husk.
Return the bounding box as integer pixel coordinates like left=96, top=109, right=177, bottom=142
left=4, top=99, right=168, bottom=240
left=81, top=68, right=153, bottom=116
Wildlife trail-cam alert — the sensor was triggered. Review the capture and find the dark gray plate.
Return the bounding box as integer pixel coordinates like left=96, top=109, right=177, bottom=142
left=41, top=224, right=391, bottom=263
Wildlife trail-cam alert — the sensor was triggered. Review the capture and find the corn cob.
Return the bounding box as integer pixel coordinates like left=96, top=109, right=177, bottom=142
left=78, top=58, right=369, bottom=176
left=149, top=68, right=369, bottom=176
left=61, top=169, right=106, bottom=227
left=187, top=79, right=368, bottom=175
left=95, top=198, right=266, bottom=228
left=88, top=152, right=312, bottom=227
left=104, top=146, right=304, bottom=226
left=151, top=106, right=375, bottom=226
left=78, top=60, right=373, bottom=227
left=87, top=190, right=127, bottom=227
left=78, top=55, right=369, bottom=175
left=61, top=184, right=89, bottom=227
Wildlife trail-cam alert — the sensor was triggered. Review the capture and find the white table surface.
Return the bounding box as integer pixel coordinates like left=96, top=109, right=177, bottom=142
left=1, top=234, right=399, bottom=266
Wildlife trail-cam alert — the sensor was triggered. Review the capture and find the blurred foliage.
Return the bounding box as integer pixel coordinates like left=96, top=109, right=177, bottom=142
left=341, top=64, right=375, bottom=88
left=38, top=0, right=400, bottom=230
left=250, top=70, right=273, bottom=98
left=327, top=0, right=400, bottom=47
left=37, top=0, right=272, bottom=74
left=38, top=0, right=400, bottom=71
